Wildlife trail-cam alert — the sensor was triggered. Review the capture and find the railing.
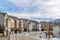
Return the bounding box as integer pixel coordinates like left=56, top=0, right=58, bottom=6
left=10, top=33, right=41, bottom=40
left=9, top=33, right=60, bottom=40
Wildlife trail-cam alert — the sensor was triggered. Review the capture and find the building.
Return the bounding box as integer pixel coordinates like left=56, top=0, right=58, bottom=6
left=52, top=23, right=60, bottom=38
left=0, top=12, right=21, bottom=37
left=39, top=21, right=53, bottom=38
left=0, top=12, right=8, bottom=37
left=0, top=12, right=60, bottom=38
left=37, top=22, right=41, bottom=31
left=20, top=18, right=30, bottom=32
left=20, top=18, right=39, bottom=32
left=8, top=16, right=20, bottom=34
left=39, top=21, right=60, bottom=38
left=31, top=20, right=38, bottom=31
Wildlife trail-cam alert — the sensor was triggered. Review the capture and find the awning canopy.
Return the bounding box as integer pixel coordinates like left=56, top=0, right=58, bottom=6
left=11, top=28, right=20, bottom=31
left=0, top=27, right=4, bottom=29
left=45, top=32, right=53, bottom=35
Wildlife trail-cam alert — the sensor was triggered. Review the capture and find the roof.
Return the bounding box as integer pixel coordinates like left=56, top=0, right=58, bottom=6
left=20, top=18, right=29, bottom=21
left=0, top=12, right=8, bottom=16
left=8, top=16, right=19, bottom=20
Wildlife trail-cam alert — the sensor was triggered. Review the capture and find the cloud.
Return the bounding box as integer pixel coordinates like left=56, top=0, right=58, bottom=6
left=0, top=0, right=60, bottom=21
left=7, top=11, right=60, bottom=18
left=7, top=0, right=49, bottom=13
left=7, top=12, right=57, bottom=22
left=7, top=12, right=42, bottom=18
left=7, top=0, right=60, bottom=15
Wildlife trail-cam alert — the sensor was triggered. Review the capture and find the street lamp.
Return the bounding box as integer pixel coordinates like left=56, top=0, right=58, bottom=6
left=6, top=19, right=11, bottom=40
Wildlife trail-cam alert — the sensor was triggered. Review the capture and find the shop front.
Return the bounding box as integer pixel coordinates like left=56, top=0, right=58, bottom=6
left=0, top=26, right=4, bottom=37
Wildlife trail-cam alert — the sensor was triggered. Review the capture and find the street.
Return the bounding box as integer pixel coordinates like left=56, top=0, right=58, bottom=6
left=0, top=37, right=8, bottom=40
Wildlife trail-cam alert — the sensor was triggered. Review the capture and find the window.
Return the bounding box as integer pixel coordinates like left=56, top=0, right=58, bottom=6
left=0, top=29, right=4, bottom=33
left=41, top=29, right=44, bottom=31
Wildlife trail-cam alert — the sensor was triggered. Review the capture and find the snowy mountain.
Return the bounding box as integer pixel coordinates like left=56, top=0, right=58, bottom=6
left=54, top=19, right=60, bottom=23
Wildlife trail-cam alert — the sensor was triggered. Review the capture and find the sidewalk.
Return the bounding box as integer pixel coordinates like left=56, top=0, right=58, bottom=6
left=0, top=37, right=8, bottom=40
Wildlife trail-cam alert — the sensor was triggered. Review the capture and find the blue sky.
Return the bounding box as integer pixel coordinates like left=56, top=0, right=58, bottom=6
left=0, top=0, right=60, bottom=22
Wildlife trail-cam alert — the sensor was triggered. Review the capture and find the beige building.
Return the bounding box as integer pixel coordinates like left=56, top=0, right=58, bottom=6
left=8, top=16, right=20, bottom=34
left=20, top=18, right=29, bottom=32
left=0, top=12, right=8, bottom=37
left=0, top=12, right=21, bottom=37
left=20, top=19, right=39, bottom=32
left=1, top=12, right=60, bottom=38
left=30, top=20, right=38, bottom=31
left=0, top=13, right=16, bottom=36
left=0, top=12, right=39, bottom=37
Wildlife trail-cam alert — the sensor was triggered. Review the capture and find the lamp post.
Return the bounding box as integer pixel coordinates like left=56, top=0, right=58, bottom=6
left=7, top=19, right=11, bottom=40
left=59, top=25, right=60, bottom=38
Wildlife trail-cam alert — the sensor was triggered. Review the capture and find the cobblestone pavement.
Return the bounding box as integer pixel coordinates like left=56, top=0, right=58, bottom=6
left=0, top=37, right=8, bottom=40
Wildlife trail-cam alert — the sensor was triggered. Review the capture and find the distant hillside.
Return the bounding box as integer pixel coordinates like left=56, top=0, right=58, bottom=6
left=54, top=19, right=60, bottom=23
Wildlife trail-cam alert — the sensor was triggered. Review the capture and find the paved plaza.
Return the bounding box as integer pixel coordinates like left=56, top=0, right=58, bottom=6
left=0, top=37, right=8, bottom=40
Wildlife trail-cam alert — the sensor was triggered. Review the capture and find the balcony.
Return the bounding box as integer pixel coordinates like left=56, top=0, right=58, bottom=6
left=48, top=27, right=53, bottom=31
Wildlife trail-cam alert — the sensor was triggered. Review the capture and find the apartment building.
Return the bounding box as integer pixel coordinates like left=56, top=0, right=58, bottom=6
left=39, top=22, right=53, bottom=38
left=39, top=21, right=60, bottom=38
left=0, top=12, right=21, bottom=37
left=0, top=12, right=60, bottom=38
left=0, top=12, right=9, bottom=37
left=52, top=23, right=60, bottom=38
left=8, top=16, right=20, bottom=34
left=31, top=20, right=38, bottom=31
left=37, top=22, right=41, bottom=31
left=20, top=19, right=39, bottom=32
left=0, top=13, right=15, bottom=36
left=28, top=21, right=34, bottom=32
left=27, top=20, right=38, bottom=32
left=20, top=18, right=30, bottom=32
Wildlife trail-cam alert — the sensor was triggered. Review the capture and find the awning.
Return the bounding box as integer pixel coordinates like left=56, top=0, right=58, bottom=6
left=0, top=27, right=4, bottom=29
left=45, top=32, right=53, bottom=35
left=11, top=28, right=20, bottom=31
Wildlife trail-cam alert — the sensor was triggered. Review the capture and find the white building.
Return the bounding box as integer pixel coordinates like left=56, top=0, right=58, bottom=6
left=53, top=25, right=60, bottom=38
left=37, top=22, right=41, bottom=31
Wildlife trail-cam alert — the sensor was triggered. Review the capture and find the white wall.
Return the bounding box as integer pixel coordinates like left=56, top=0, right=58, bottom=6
left=53, top=25, right=60, bottom=38
left=38, top=23, right=41, bottom=31
left=53, top=25, right=59, bottom=34
left=29, top=23, right=33, bottom=31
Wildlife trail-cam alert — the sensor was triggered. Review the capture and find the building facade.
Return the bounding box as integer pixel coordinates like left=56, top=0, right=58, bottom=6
left=0, top=12, right=60, bottom=38
left=39, top=22, right=53, bottom=38
left=0, top=12, right=21, bottom=36
left=0, top=12, right=8, bottom=37
left=52, top=23, right=60, bottom=38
